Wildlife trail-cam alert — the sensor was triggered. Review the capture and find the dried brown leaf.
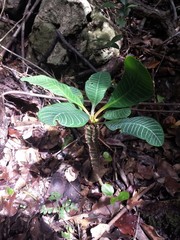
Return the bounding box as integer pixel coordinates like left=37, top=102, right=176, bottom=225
left=114, top=212, right=138, bottom=236
left=141, top=222, right=165, bottom=240
left=164, top=176, right=180, bottom=196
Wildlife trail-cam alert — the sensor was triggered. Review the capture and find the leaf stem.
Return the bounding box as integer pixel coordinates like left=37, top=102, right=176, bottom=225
left=94, top=105, right=107, bottom=120
left=81, top=105, right=91, bottom=116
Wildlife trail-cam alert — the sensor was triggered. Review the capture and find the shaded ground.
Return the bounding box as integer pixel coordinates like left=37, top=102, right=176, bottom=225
left=0, top=0, right=180, bottom=239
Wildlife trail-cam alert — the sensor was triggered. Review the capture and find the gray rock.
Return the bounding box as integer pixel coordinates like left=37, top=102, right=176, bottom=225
left=28, top=0, right=122, bottom=71
left=28, top=0, right=87, bottom=66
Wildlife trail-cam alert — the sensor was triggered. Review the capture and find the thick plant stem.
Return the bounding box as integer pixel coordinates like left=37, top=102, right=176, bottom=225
left=85, top=124, right=103, bottom=184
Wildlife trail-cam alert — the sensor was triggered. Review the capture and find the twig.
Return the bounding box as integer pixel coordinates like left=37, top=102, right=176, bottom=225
left=2, top=90, right=180, bottom=111
left=2, top=90, right=66, bottom=102
left=0, top=0, right=42, bottom=59
left=162, top=31, right=180, bottom=45
left=169, top=0, right=178, bottom=21
left=128, top=0, right=175, bottom=36
left=132, top=108, right=180, bottom=113
left=56, top=30, right=97, bottom=73
left=0, top=16, right=16, bottom=25
left=0, top=45, right=52, bottom=77
left=0, top=18, right=22, bottom=44
left=0, top=0, right=6, bottom=18
left=138, top=102, right=180, bottom=106
left=21, top=0, right=32, bottom=72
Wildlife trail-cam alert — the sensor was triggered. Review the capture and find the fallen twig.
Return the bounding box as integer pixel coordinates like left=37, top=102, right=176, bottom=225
left=56, top=30, right=97, bottom=73
left=0, top=0, right=42, bottom=59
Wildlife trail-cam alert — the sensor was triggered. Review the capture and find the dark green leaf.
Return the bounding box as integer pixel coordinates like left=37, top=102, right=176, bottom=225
left=104, top=56, right=154, bottom=109
left=105, top=116, right=164, bottom=146
left=103, top=35, right=122, bottom=49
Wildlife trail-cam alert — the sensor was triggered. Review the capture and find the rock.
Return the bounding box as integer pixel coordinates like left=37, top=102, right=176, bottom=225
left=28, top=0, right=88, bottom=67
left=28, top=0, right=122, bottom=72
left=78, top=9, right=121, bottom=66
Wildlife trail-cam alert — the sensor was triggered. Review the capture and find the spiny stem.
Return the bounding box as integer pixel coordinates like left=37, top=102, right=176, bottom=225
left=85, top=124, right=102, bottom=184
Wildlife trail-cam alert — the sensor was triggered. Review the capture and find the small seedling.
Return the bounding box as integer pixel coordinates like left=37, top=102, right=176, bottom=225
left=6, top=187, right=14, bottom=196
left=21, top=56, right=164, bottom=181
left=101, top=182, right=130, bottom=204
left=61, top=225, right=75, bottom=240
left=40, top=192, right=77, bottom=219
left=103, top=0, right=136, bottom=28
left=103, top=151, right=112, bottom=162
left=48, top=191, right=61, bottom=201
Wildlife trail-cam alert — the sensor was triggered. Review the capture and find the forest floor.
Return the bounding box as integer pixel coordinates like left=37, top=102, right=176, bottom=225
left=0, top=0, right=180, bottom=239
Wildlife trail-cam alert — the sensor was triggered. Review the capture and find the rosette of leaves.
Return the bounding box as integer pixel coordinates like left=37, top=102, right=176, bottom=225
left=21, top=56, right=164, bottom=179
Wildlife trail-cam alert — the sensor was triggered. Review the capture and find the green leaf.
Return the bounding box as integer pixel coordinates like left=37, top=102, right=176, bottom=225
left=101, top=183, right=114, bottom=196
left=70, top=86, right=84, bottom=103
left=40, top=205, right=48, bottom=215
left=85, top=72, right=111, bottom=113
left=103, top=35, right=122, bottom=49
left=103, top=151, right=112, bottom=162
left=21, top=75, right=84, bottom=108
left=58, top=208, right=67, bottom=219
left=110, top=196, right=119, bottom=204
left=103, top=108, right=131, bottom=120
left=105, top=116, right=164, bottom=146
left=6, top=187, right=14, bottom=196
left=38, top=103, right=89, bottom=127
left=120, top=0, right=127, bottom=5
left=110, top=191, right=129, bottom=204
left=117, top=191, right=130, bottom=201
left=157, top=94, right=165, bottom=103
left=117, top=18, right=126, bottom=28
left=104, top=56, right=154, bottom=109
left=48, top=192, right=62, bottom=201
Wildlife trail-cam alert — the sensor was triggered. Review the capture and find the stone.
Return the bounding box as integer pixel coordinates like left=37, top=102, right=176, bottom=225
left=28, top=0, right=122, bottom=72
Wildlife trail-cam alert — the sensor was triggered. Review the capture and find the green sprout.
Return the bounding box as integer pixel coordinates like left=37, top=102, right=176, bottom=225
left=101, top=182, right=130, bottom=204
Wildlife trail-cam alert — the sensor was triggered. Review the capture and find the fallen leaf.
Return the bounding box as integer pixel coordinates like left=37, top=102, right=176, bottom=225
left=114, top=212, right=138, bottom=236
left=91, top=223, right=110, bottom=240
left=157, top=161, right=179, bottom=181
left=141, top=222, right=165, bottom=240
left=92, top=195, right=120, bottom=217
left=164, top=176, right=180, bottom=196
left=146, top=60, right=160, bottom=69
